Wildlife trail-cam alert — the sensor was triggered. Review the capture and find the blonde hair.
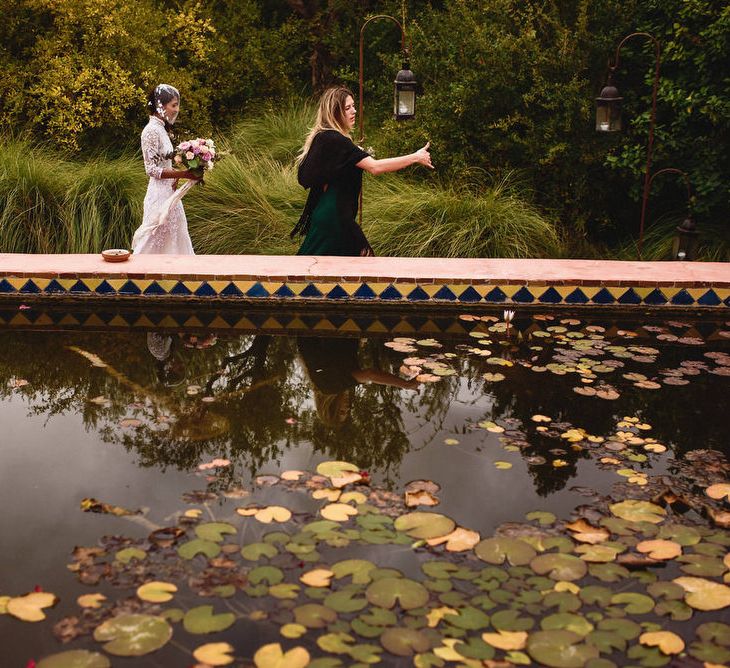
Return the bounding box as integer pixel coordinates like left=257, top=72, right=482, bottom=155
left=297, top=87, right=354, bottom=165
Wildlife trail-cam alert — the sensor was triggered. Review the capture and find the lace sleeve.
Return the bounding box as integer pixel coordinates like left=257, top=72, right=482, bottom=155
left=141, top=125, right=164, bottom=179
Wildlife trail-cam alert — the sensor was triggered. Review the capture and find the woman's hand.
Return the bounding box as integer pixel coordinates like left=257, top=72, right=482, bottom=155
left=413, top=142, right=434, bottom=169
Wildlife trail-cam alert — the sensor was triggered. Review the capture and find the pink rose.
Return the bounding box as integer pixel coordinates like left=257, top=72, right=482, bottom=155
left=185, top=151, right=194, bottom=160
left=179, top=141, right=191, bottom=151
left=202, top=153, right=212, bottom=161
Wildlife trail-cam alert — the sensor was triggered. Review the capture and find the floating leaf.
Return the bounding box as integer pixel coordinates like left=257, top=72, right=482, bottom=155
left=195, top=522, right=237, bottom=542
left=253, top=642, right=309, bottom=668
left=193, top=642, right=235, bottom=666
left=136, top=581, right=177, bottom=603
left=706, top=483, right=730, bottom=501
left=673, top=577, right=730, bottom=610
left=639, top=631, right=685, bottom=655
left=527, top=630, right=598, bottom=668
left=530, top=554, right=588, bottom=581
left=565, top=519, right=609, bottom=544
left=610, top=592, right=655, bottom=614
left=183, top=605, right=235, bottom=634
left=300, top=569, right=334, bottom=588
left=36, top=650, right=111, bottom=668
left=427, top=527, right=481, bottom=551
left=321, top=503, right=358, bottom=522
left=494, top=461, right=512, bottom=469
left=93, top=614, right=172, bottom=656
left=609, top=500, right=666, bottom=524
left=482, top=630, right=527, bottom=650
left=331, top=559, right=376, bottom=584
left=312, top=488, right=341, bottom=502
left=6, top=591, right=57, bottom=622
left=115, top=547, right=146, bottom=564
left=241, top=542, right=278, bottom=561
left=380, top=628, right=430, bottom=656
left=77, top=593, right=106, bottom=609
left=177, top=538, right=221, bottom=560
left=526, top=511, right=556, bottom=525
left=366, top=577, right=429, bottom=610
left=475, top=537, right=536, bottom=566
left=405, top=490, right=440, bottom=507
left=281, top=623, right=307, bottom=639
left=394, top=512, right=455, bottom=539
left=636, top=540, right=682, bottom=560
left=293, top=604, right=337, bottom=628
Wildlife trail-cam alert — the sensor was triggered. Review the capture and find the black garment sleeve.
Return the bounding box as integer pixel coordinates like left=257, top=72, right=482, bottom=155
left=298, top=130, right=370, bottom=188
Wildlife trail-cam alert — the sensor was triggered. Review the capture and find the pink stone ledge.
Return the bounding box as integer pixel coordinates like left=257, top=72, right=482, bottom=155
left=0, top=254, right=728, bottom=287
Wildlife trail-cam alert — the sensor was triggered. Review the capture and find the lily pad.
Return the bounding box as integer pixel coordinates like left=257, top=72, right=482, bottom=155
left=192, top=642, right=235, bottom=666
left=293, top=603, right=337, bottom=628
left=93, top=614, right=172, bottom=656
left=136, top=581, right=177, bottom=603
left=394, top=512, right=455, bottom=539
left=195, top=522, right=237, bottom=542
left=609, top=500, right=666, bottom=524
left=527, top=630, right=599, bottom=668
left=530, top=553, right=588, bottom=581
left=366, top=577, right=429, bottom=610
left=673, top=576, right=730, bottom=610
left=254, top=643, right=310, bottom=668
left=177, top=538, right=221, bottom=560
left=380, top=628, right=430, bottom=656
left=6, top=591, right=58, bottom=622
left=475, top=537, right=536, bottom=566
left=183, top=605, right=236, bottom=634
left=241, top=542, right=278, bottom=560
left=37, top=651, right=111, bottom=668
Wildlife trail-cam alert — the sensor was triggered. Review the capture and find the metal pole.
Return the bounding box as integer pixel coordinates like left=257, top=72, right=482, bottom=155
left=358, top=15, right=406, bottom=228
left=611, top=32, right=661, bottom=259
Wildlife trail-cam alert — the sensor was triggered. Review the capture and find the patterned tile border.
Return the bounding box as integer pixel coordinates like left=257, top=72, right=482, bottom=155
left=0, top=254, right=727, bottom=309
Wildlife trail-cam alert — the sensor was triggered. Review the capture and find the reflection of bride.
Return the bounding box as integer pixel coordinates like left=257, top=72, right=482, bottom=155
left=297, top=337, right=418, bottom=428
left=131, top=84, right=201, bottom=255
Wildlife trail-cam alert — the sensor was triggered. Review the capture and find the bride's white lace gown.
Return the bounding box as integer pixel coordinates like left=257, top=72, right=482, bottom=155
left=131, top=116, right=194, bottom=255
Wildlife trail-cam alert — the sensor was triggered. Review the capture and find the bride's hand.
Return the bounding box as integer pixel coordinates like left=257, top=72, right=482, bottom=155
left=413, top=142, right=433, bottom=169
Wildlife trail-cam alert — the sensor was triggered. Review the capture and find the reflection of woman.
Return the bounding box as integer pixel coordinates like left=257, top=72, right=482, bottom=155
left=132, top=84, right=201, bottom=255
left=293, top=86, right=433, bottom=256
left=297, top=337, right=418, bottom=427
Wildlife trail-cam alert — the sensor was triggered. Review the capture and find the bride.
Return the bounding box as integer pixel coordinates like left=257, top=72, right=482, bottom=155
left=132, top=84, right=201, bottom=255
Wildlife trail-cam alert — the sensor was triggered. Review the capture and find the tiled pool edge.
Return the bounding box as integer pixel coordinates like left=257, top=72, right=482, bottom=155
left=0, top=254, right=728, bottom=309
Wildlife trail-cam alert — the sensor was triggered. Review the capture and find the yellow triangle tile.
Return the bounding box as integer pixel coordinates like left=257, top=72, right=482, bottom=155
left=419, top=320, right=441, bottom=333
left=261, top=282, right=284, bottom=295
left=132, top=279, right=154, bottom=293
left=314, top=283, right=337, bottom=296
left=551, top=285, right=577, bottom=299
left=685, top=288, right=709, bottom=301
left=605, top=286, right=627, bottom=299
left=233, top=317, right=256, bottom=329
left=208, top=316, right=231, bottom=329
left=204, top=280, right=230, bottom=294
left=448, top=284, right=471, bottom=298
left=105, top=279, right=127, bottom=291
left=445, top=322, right=468, bottom=334
left=714, top=288, right=729, bottom=301
left=497, top=285, right=524, bottom=299
left=365, top=282, right=390, bottom=295
left=134, top=315, right=157, bottom=328
left=392, top=320, right=416, bottom=333
left=79, top=278, right=103, bottom=291
left=83, top=314, right=106, bottom=327
left=285, top=283, right=309, bottom=296
left=7, top=278, right=27, bottom=290
left=287, top=317, right=309, bottom=329
left=59, top=315, right=81, bottom=326
left=27, top=278, right=50, bottom=291
left=154, top=279, right=178, bottom=293
left=338, top=283, right=361, bottom=297
left=575, top=286, right=601, bottom=299
left=10, top=314, right=32, bottom=325
left=158, top=316, right=180, bottom=328
left=108, top=315, right=131, bottom=327
left=314, top=319, right=337, bottom=331
left=338, top=319, right=361, bottom=332
left=233, top=281, right=256, bottom=294
left=34, top=313, right=53, bottom=325
left=261, top=317, right=283, bottom=329
left=182, top=281, right=203, bottom=294
left=366, top=321, right=389, bottom=333
left=418, top=284, right=445, bottom=298
left=630, top=287, right=654, bottom=299
left=54, top=279, right=77, bottom=291
left=183, top=316, right=204, bottom=327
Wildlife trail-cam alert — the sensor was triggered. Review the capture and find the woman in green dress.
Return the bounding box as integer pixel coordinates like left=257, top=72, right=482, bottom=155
left=292, top=86, right=433, bottom=256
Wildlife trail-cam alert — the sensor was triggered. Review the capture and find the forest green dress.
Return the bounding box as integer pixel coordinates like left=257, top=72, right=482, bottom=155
left=293, top=130, right=372, bottom=256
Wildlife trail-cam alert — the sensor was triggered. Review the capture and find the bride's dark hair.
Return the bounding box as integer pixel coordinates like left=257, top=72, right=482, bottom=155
left=146, top=84, right=180, bottom=133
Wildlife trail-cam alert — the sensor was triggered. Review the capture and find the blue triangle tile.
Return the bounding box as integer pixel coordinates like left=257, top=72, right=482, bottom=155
left=458, top=286, right=482, bottom=302
left=538, top=287, right=562, bottom=304
left=299, top=315, right=321, bottom=329
left=95, top=280, right=116, bottom=295
left=220, top=282, right=243, bottom=297
left=380, top=315, right=402, bottom=329
left=565, top=288, right=589, bottom=304
left=353, top=283, right=377, bottom=299
left=19, top=280, right=40, bottom=294
left=407, top=286, right=429, bottom=301
left=484, top=287, right=507, bottom=302
left=379, top=285, right=403, bottom=300
left=328, top=314, right=348, bottom=328
left=194, top=282, right=217, bottom=297
left=697, top=289, right=721, bottom=306
left=70, top=280, right=91, bottom=294
left=618, top=288, right=641, bottom=305
left=592, top=288, right=615, bottom=304
left=0, top=279, right=17, bottom=293
left=46, top=279, right=66, bottom=294
left=246, top=313, right=269, bottom=328
left=327, top=284, right=349, bottom=299
left=725, top=295, right=730, bottom=307
left=274, top=284, right=296, bottom=298
left=512, top=287, right=535, bottom=303
left=643, top=288, right=667, bottom=305
left=143, top=281, right=167, bottom=296
left=219, top=312, right=241, bottom=327
left=433, top=286, right=457, bottom=301
left=119, top=280, right=141, bottom=295
left=670, top=289, right=695, bottom=306
left=170, top=281, right=192, bottom=296
left=353, top=317, right=374, bottom=331
left=407, top=316, right=428, bottom=330
left=299, top=283, right=323, bottom=298
left=246, top=282, right=269, bottom=298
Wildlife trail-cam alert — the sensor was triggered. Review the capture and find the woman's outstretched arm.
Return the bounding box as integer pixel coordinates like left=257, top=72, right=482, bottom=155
left=356, top=142, right=433, bottom=175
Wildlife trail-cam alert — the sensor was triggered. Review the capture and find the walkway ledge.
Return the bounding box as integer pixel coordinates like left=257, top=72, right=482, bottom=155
left=0, top=254, right=727, bottom=309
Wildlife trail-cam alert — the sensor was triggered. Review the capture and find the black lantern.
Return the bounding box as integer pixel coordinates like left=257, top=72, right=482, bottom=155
left=394, top=60, right=417, bottom=120
left=595, top=74, right=622, bottom=132
left=671, top=217, right=699, bottom=261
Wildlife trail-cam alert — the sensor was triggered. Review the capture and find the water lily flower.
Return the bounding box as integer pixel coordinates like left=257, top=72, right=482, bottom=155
left=503, top=309, right=515, bottom=322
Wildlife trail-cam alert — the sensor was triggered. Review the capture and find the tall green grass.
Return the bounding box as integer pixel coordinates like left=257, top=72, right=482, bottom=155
left=1, top=104, right=565, bottom=258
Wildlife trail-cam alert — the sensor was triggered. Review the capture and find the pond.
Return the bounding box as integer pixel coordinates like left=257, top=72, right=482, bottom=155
left=1, top=303, right=729, bottom=667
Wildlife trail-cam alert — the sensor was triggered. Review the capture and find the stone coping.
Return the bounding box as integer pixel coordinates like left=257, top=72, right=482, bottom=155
left=0, top=254, right=728, bottom=308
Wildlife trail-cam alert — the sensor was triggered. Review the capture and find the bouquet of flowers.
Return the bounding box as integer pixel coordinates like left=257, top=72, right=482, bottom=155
left=172, top=138, right=218, bottom=178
